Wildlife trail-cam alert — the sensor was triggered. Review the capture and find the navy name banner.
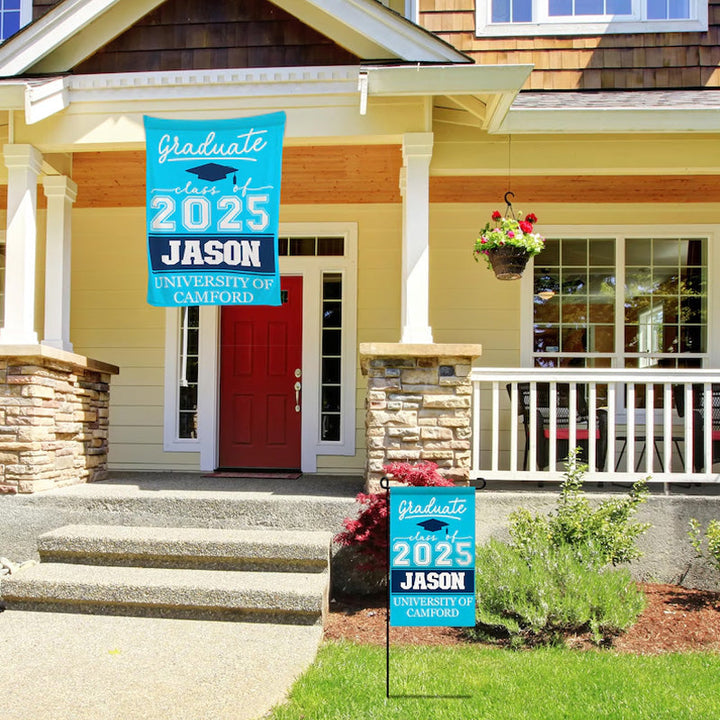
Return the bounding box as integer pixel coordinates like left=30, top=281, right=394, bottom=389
left=144, top=112, right=286, bottom=307
left=389, top=486, right=476, bottom=627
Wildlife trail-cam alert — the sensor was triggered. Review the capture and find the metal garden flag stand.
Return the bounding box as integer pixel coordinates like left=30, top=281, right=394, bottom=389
left=383, top=478, right=476, bottom=698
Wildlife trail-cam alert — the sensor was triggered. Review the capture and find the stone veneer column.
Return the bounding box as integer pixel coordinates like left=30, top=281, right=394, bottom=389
left=0, top=346, right=119, bottom=494
left=359, top=343, right=482, bottom=491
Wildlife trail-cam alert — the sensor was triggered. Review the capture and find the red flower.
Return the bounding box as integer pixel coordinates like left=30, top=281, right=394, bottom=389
left=491, top=210, right=502, bottom=221
left=519, top=220, right=533, bottom=234
left=525, top=213, right=538, bottom=224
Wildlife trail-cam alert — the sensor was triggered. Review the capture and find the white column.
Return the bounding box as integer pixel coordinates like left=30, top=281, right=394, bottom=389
left=400, top=132, right=433, bottom=344
left=0, top=145, right=43, bottom=346
left=42, top=175, right=77, bottom=352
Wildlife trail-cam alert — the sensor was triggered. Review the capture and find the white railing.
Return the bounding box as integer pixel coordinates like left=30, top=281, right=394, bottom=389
left=471, top=368, right=720, bottom=490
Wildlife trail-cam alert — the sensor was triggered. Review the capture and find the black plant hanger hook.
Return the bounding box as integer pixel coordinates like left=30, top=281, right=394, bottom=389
left=504, top=191, right=516, bottom=219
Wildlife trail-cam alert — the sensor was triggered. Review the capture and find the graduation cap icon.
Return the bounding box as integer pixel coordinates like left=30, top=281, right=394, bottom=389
left=417, top=518, right=449, bottom=533
left=186, top=163, right=238, bottom=183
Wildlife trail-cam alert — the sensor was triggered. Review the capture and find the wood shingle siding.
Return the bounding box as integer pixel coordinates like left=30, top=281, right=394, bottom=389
left=421, top=0, right=720, bottom=89
left=429, top=175, right=720, bottom=203
left=65, top=146, right=403, bottom=208
left=73, top=0, right=358, bottom=74
left=32, top=0, right=62, bottom=21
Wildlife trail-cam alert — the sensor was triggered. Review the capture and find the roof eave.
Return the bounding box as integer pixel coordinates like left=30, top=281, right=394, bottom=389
left=499, top=107, right=720, bottom=134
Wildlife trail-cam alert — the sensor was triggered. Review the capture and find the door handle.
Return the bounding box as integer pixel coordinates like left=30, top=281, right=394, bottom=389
left=294, top=381, right=302, bottom=412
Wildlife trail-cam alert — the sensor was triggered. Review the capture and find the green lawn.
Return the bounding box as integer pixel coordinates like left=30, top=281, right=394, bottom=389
left=269, top=642, right=720, bottom=720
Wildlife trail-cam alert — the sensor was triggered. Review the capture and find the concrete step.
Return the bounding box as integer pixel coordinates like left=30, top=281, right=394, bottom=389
left=1, top=563, right=329, bottom=624
left=37, top=525, right=332, bottom=572
left=16, top=474, right=360, bottom=533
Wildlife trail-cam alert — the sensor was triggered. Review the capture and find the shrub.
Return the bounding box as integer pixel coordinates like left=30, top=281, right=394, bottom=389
left=688, top=518, right=720, bottom=574
left=509, top=449, right=651, bottom=568
left=473, top=536, right=646, bottom=645
left=334, top=461, right=453, bottom=574
left=472, top=452, right=649, bottom=646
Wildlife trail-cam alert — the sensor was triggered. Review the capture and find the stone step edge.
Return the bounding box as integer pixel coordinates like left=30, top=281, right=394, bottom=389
left=1, top=600, right=324, bottom=625
left=1, top=564, right=329, bottom=620
left=36, top=525, right=332, bottom=572
left=37, top=550, right=328, bottom=573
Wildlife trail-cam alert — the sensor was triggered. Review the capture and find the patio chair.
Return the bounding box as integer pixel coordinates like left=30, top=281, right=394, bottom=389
left=672, top=384, right=720, bottom=472
left=508, top=382, right=608, bottom=471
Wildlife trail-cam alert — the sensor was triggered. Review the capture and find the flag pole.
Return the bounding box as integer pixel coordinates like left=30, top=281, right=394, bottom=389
left=380, top=475, right=390, bottom=700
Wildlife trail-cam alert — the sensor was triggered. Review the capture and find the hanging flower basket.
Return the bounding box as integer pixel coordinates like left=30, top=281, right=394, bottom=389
left=473, top=208, right=544, bottom=281
left=485, top=245, right=531, bottom=281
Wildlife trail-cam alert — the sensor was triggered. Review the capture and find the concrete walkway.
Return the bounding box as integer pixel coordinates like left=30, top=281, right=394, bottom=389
left=0, top=610, right=321, bottom=720
left=0, top=474, right=362, bottom=720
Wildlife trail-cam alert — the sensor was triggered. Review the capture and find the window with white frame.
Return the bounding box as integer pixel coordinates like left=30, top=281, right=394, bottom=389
left=0, top=0, right=31, bottom=43
left=478, top=0, right=706, bottom=35
left=531, top=235, right=708, bottom=369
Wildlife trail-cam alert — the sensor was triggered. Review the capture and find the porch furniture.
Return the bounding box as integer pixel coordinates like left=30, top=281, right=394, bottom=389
left=614, top=433, right=684, bottom=472
left=508, top=383, right=608, bottom=471
left=672, top=384, right=720, bottom=473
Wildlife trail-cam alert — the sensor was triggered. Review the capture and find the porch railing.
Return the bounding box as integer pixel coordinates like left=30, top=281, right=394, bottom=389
left=470, top=367, right=720, bottom=489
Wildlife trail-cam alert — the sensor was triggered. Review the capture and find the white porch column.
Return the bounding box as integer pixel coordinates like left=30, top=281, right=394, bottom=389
left=0, top=144, right=43, bottom=345
left=400, top=132, right=433, bottom=344
left=42, top=176, right=77, bottom=352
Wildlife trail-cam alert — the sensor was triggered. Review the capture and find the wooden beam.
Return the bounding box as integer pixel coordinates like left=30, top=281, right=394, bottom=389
left=430, top=175, right=720, bottom=203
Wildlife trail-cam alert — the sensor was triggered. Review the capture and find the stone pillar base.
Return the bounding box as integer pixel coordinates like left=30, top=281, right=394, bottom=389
left=359, top=343, right=482, bottom=492
left=0, top=345, right=119, bottom=493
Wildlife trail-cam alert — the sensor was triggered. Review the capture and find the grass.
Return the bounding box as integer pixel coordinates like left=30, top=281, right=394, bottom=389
left=269, top=642, right=720, bottom=720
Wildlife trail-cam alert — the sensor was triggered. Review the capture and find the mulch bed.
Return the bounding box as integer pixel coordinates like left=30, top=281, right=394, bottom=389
left=325, top=583, right=720, bottom=654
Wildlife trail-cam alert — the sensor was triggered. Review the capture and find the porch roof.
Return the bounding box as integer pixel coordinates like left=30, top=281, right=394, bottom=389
left=0, top=63, right=533, bottom=153
left=500, top=89, right=720, bottom=134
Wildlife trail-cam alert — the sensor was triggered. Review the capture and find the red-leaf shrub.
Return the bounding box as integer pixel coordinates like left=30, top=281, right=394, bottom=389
left=334, top=461, right=454, bottom=574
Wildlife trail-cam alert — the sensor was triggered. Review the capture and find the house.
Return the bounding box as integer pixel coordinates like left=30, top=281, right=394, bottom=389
left=0, top=0, right=718, bottom=493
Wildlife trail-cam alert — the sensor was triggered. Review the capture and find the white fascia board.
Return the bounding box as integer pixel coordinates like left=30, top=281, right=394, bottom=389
left=21, top=63, right=533, bottom=135
left=500, top=107, right=720, bottom=134
left=66, top=65, right=362, bottom=103
left=25, top=78, right=70, bottom=125
left=365, top=64, right=532, bottom=96
left=0, top=0, right=163, bottom=76
left=367, top=64, right=531, bottom=129
left=272, top=0, right=469, bottom=63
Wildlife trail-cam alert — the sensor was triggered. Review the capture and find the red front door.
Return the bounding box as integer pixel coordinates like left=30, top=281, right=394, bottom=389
left=219, top=276, right=303, bottom=469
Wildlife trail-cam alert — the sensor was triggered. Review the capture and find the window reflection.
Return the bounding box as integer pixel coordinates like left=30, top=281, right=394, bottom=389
left=533, top=236, right=707, bottom=370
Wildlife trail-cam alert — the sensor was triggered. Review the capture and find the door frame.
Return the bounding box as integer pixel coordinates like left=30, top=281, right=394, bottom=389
left=184, top=222, right=357, bottom=472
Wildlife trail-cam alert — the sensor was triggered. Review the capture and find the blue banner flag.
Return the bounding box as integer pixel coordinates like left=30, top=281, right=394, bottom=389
left=389, top=486, right=476, bottom=627
left=143, top=112, right=286, bottom=307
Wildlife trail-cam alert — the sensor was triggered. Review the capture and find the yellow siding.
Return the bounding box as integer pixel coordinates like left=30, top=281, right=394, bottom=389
left=71, top=208, right=179, bottom=471
left=69, top=198, right=720, bottom=475
left=70, top=204, right=404, bottom=474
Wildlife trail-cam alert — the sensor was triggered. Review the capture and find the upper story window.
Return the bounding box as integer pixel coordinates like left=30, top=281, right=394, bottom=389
left=0, top=0, right=30, bottom=42
left=479, top=0, right=707, bottom=35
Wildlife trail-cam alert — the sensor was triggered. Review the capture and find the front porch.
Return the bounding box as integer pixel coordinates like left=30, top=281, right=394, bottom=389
left=471, top=367, right=720, bottom=492
left=0, top=470, right=718, bottom=591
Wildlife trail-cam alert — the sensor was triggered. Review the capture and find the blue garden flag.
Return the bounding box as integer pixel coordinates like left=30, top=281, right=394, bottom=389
left=144, top=112, right=286, bottom=307
left=389, top=486, right=476, bottom=627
